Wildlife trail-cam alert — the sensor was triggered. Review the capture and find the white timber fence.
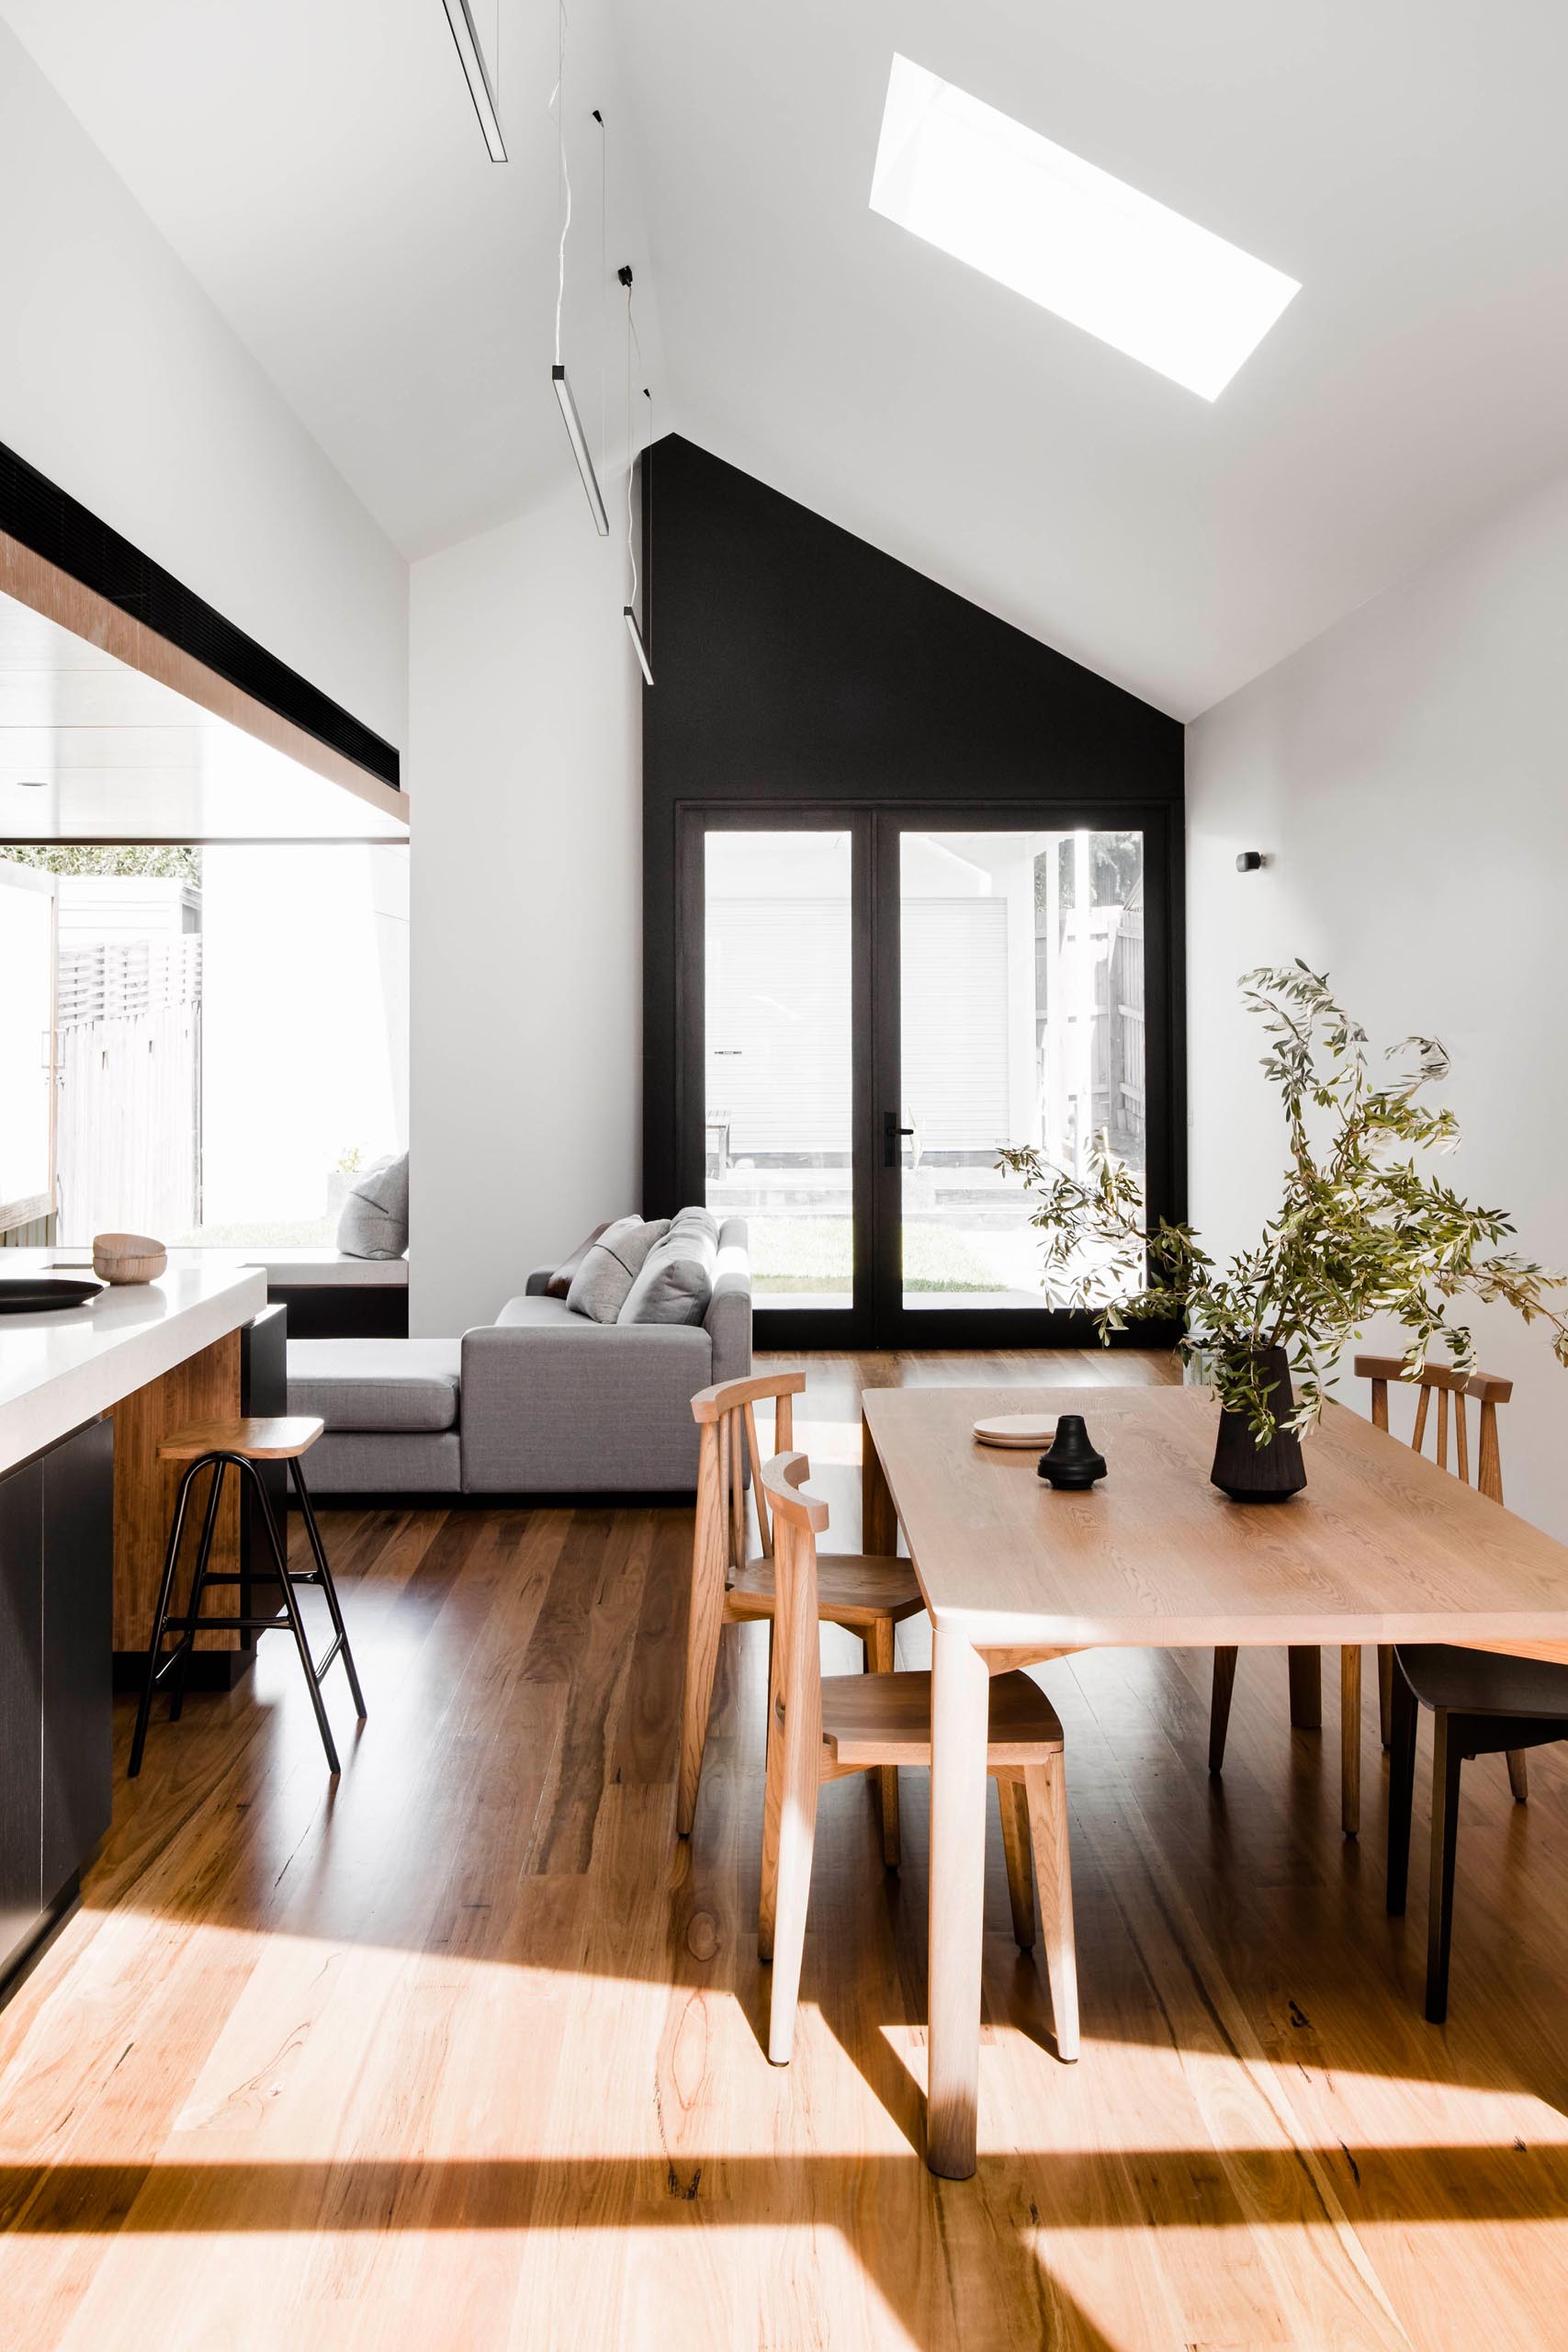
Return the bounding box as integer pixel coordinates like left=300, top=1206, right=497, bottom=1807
left=55, top=938, right=202, bottom=1242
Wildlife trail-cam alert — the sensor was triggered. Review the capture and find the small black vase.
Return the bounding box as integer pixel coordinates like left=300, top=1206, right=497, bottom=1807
left=1038, top=1415, right=1107, bottom=1490
left=1210, top=1346, right=1307, bottom=1503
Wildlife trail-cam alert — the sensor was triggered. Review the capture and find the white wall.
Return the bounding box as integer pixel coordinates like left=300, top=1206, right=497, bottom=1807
left=1187, top=467, right=1568, bottom=1539
left=0, top=21, right=406, bottom=751
left=408, top=480, right=642, bottom=1334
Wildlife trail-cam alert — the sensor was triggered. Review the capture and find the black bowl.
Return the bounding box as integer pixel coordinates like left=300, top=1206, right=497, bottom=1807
left=0, top=1276, right=104, bottom=1314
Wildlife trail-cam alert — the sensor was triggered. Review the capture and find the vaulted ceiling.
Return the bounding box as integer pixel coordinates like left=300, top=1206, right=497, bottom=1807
left=7, top=0, right=1568, bottom=716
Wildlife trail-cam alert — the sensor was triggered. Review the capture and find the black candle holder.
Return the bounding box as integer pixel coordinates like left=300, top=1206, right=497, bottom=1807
left=1037, top=1415, right=1107, bottom=1490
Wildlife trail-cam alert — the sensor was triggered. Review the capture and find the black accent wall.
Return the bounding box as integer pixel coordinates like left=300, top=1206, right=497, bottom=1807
left=641, top=435, right=1183, bottom=1213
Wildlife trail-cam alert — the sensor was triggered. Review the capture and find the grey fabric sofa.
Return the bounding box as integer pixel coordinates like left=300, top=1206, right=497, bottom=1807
left=287, top=1216, right=750, bottom=1497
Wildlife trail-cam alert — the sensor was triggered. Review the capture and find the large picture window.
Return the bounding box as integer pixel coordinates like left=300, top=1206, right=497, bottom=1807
left=0, top=843, right=408, bottom=1247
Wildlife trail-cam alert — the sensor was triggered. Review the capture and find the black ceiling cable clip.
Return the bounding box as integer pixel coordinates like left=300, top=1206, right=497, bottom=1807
left=617, top=264, right=634, bottom=289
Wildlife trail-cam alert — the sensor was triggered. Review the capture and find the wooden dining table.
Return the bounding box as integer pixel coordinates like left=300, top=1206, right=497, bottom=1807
left=859, top=1382, right=1568, bottom=2180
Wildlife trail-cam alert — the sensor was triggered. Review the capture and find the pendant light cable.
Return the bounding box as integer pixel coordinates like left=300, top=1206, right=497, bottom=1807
left=621, top=269, right=654, bottom=682
left=596, top=108, right=608, bottom=481
left=549, top=0, right=570, bottom=367
left=626, top=277, right=637, bottom=608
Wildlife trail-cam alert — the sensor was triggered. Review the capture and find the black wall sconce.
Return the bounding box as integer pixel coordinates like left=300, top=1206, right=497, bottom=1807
left=1235, top=850, right=1268, bottom=873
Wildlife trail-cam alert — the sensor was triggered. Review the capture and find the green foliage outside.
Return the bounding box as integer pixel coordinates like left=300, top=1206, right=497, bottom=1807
left=1, top=844, right=199, bottom=883
left=998, top=962, right=1568, bottom=1442
left=1034, top=830, right=1142, bottom=916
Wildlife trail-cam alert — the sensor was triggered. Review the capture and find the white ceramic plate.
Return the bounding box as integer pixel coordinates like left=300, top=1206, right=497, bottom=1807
left=973, top=1413, right=1057, bottom=1450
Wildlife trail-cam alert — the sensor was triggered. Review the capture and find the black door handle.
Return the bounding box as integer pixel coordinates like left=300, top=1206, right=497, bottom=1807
left=884, top=1111, right=915, bottom=1168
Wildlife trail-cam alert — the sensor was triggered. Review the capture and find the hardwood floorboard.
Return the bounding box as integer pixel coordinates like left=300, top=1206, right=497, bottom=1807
left=5, top=1348, right=1568, bottom=2347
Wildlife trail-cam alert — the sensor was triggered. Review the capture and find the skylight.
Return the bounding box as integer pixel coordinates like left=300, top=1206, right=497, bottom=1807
left=869, top=55, right=1300, bottom=400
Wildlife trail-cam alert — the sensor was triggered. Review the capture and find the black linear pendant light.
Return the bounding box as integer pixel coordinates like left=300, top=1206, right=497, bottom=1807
left=439, top=0, right=507, bottom=162
left=550, top=4, right=608, bottom=533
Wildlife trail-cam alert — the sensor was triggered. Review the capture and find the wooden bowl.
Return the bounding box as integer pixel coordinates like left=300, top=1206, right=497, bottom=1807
left=92, top=1232, right=168, bottom=1285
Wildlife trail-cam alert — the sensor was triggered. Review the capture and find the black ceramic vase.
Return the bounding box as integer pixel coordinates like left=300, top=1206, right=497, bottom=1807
left=1210, top=1345, right=1307, bottom=1502
left=1038, top=1415, right=1107, bottom=1490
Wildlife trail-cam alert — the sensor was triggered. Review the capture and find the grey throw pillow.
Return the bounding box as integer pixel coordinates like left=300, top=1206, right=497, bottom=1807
left=565, top=1216, right=670, bottom=1322
left=619, top=1214, right=718, bottom=1327
left=336, top=1150, right=409, bottom=1260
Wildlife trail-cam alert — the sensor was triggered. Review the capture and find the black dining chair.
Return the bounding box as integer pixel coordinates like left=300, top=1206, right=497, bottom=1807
left=1386, top=1644, right=1568, bottom=2021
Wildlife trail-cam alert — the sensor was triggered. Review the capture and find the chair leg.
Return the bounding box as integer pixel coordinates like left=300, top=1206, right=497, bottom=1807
left=1287, top=1645, right=1322, bottom=1727
left=1208, top=1646, right=1238, bottom=1774
left=290, top=1459, right=367, bottom=1719
left=1426, top=1711, right=1463, bottom=2024
left=1506, top=1749, right=1529, bottom=1803
left=865, top=1615, right=900, bottom=1869
left=167, top=1460, right=226, bottom=1724
left=758, top=1625, right=783, bottom=1964
left=1386, top=1657, right=1418, bottom=1917
left=1023, top=1755, right=1078, bottom=2062
left=677, top=1511, right=728, bottom=1839
left=1377, top=1644, right=1394, bottom=1749
left=763, top=1713, right=821, bottom=2068
left=998, top=1774, right=1034, bottom=1951
left=128, top=1455, right=210, bottom=1779
left=241, top=1461, right=341, bottom=1775
left=1340, top=1645, right=1361, bottom=1838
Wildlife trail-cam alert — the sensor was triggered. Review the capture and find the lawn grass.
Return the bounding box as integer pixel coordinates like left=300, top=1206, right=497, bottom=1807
left=748, top=1215, right=1000, bottom=1294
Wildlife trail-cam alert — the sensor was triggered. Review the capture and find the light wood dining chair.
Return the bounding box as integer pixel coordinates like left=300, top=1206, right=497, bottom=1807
left=757, top=1451, right=1078, bottom=2068
left=678, top=1372, right=923, bottom=1851
left=1208, top=1356, right=1521, bottom=1833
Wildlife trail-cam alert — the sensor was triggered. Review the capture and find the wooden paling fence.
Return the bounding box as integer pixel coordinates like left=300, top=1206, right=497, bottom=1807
left=55, top=938, right=202, bottom=1241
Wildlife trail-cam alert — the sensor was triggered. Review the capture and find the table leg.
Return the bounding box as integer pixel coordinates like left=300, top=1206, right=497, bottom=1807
left=1287, top=1645, right=1322, bottom=1728
left=861, top=1411, right=898, bottom=1557
left=926, top=1624, right=989, bottom=2179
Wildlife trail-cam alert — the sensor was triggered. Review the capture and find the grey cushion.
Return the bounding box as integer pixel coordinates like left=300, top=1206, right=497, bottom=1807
left=564, top=1215, right=669, bottom=1323
left=546, top=1220, right=611, bottom=1300
left=494, top=1293, right=581, bottom=1329
left=335, top=1150, right=410, bottom=1260
left=288, top=1338, right=460, bottom=1433
left=306, top=1430, right=460, bottom=1494
left=619, top=1213, right=718, bottom=1327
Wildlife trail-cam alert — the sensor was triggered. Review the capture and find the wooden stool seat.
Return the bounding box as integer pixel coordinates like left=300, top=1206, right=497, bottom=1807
left=820, top=1668, right=1064, bottom=1770
left=727, top=1552, right=923, bottom=1630
left=158, top=1415, right=324, bottom=1463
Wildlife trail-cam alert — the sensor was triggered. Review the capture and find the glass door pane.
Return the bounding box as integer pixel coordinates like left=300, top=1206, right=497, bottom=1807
left=705, top=830, right=854, bottom=1309
left=897, top=827, right=1145, bottom=1310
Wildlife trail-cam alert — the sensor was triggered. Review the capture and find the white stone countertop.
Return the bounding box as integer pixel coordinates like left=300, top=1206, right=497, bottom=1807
left=0, top=1252, right=267, bottom=1477
left=43, top=1245, right=409, bottom=1288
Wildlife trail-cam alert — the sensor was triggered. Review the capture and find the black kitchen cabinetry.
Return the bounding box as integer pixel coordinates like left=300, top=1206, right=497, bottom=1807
left=0, top=1415, right=114, bottom=1991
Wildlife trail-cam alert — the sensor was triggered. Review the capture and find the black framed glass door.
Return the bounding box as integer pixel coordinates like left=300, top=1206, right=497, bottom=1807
left=871, top=806, right=1178, bottom=1347
left=678, top=801, right=1180, bottom=1349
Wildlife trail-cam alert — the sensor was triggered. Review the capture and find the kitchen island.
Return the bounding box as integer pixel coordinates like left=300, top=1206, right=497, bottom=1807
left=0, top=1255, right=275, bottom=1988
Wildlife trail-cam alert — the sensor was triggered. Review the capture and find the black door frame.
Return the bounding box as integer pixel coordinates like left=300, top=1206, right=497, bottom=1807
left=673, top=797, right=1185, bottom=1352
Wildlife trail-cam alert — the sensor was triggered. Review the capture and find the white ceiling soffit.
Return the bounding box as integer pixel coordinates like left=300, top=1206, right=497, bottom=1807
left=0, top=0, right=663, bottom=565
left=7, top=3, right=1568, bottom=716
left=0, top=590, right=409, bottom=843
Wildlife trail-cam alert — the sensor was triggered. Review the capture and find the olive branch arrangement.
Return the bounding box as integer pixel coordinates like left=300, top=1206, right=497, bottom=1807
left=998, top=963, right=1568, bottom=1443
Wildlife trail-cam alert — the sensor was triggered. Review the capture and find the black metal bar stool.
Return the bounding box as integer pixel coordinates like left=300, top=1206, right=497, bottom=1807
left=128, top=1415, right=367, bottom=1778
